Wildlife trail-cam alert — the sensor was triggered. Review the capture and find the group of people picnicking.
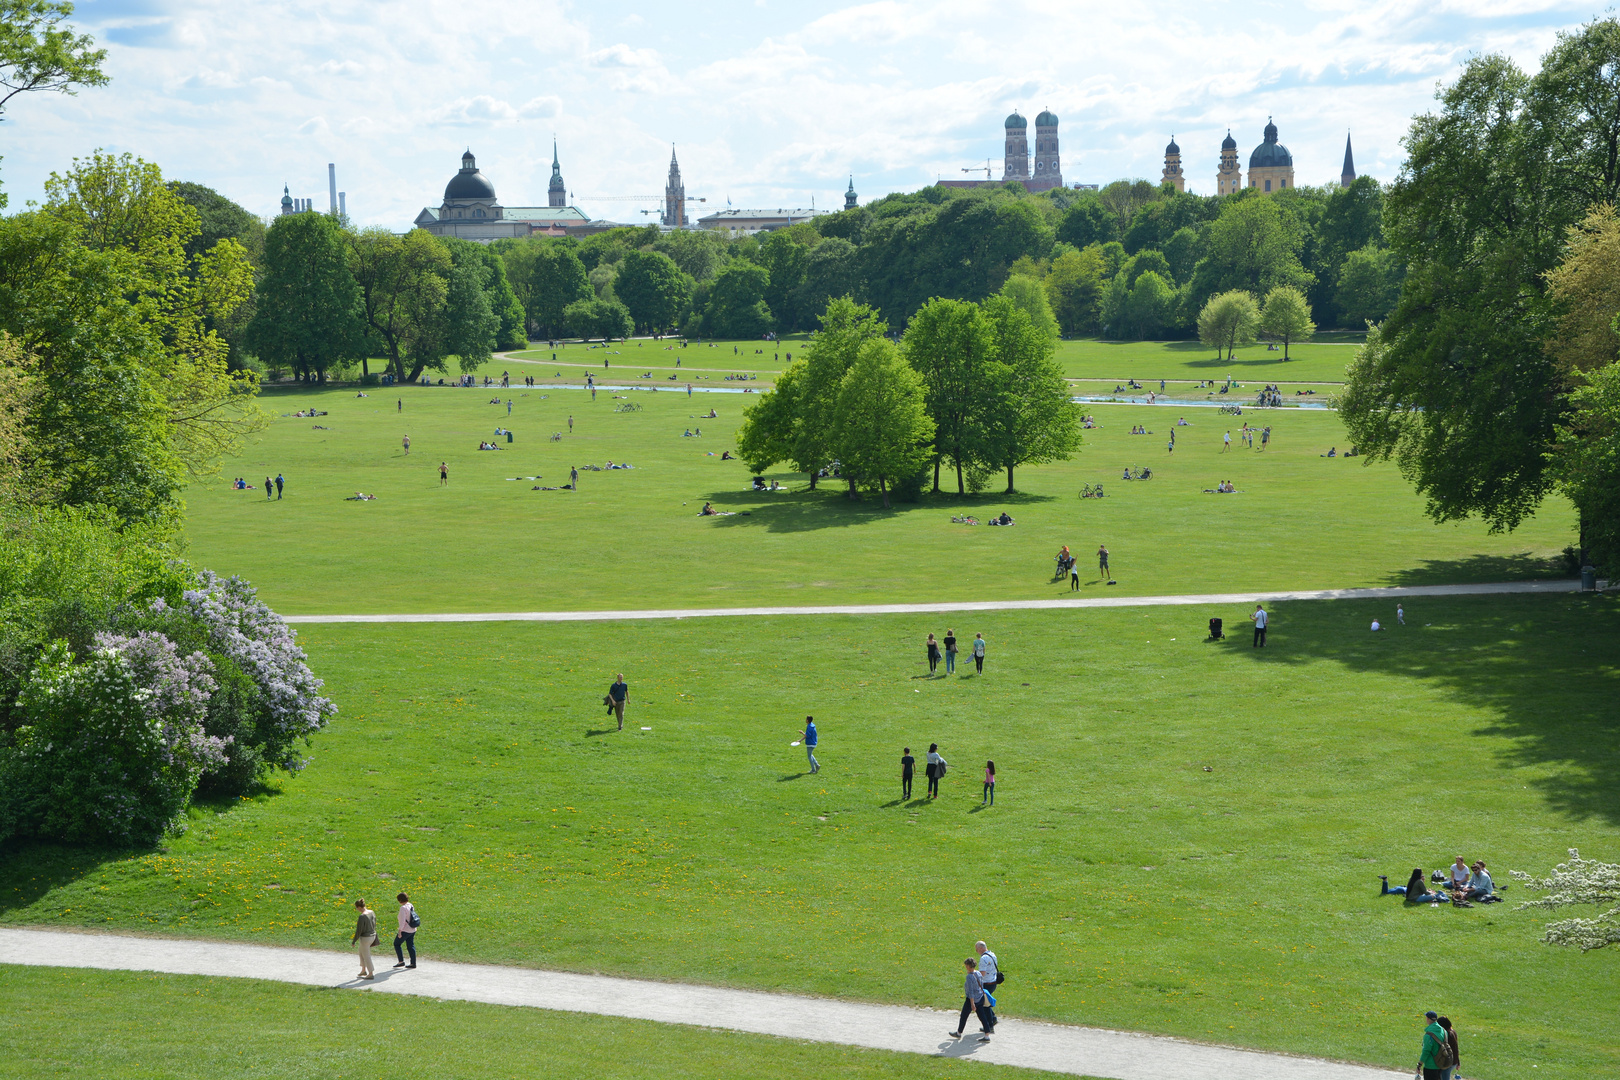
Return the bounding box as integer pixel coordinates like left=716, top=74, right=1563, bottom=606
left=1381, top=857, right=1503, bottom=908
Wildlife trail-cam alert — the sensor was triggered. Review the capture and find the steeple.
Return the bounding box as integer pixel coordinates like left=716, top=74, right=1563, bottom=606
left=548, top=139, right=566, bottom=207
left=844, top=175, right=858, bottom=210
left=280, top=184, right=294, bottom=215
left=1341, top=132, right=1357, bottom=188
left=664, top=145, right=686, bottom=227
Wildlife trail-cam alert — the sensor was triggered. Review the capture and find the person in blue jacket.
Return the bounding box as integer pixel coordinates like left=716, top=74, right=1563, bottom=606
left=802, top=716, right=819, bottom=774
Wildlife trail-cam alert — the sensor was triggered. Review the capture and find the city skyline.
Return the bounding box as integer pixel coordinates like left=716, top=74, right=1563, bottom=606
left=1, top=0, right=1599, bottom=225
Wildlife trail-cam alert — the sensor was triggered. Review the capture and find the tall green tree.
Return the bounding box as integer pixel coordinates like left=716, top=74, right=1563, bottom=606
left=1186, top=195, right=1313, bottom=312
left=1259, top=285, right=1315, bottom=360
left=1122, top=270, right=1177, bottom=340
left=246, top=212, right=366, bottom=383
left=799, top=297, right=888, bottom=487
left=1334, top=245, right=1403, bottom=327
left=998, top=274, right=1060, bottom=341
left=903, top=297, right=996, bottom=493
left=977, top=295, right=1082, bottom=492
left=349, top=227, right=454, bottom=383
left=1343, top=20, right=1620, bottom=534
left=0, top=1, right=106, bottom=200
left=528, top=244, right=592, bottom=339
left=758, top=230, right=810, bottom=330
left=702, top=261, right=773, bottom=339
left=833, top=339, right=935, bottom=508
left=614, top=249, right=691, bottom=334
left=563, top=297, right=633, bottom=342
left=1044, top=244, right=1107, bottom=334
left=1197, top=290, right=1260, bottom=360
left=791, top=237, right=861, bottom=324
left=1553, top=361, right=1620, bottom=572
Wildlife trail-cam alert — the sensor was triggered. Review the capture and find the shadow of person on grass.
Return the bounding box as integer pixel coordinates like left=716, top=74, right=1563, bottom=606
left=777, top=772, right=808, bottom=782
left=583, top=728, right=617, bottom=738
left=1225, top=592, right=1620, bottom=825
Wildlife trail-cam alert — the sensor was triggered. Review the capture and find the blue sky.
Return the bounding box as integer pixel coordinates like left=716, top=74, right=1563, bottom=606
left=0, top=0, right=1602, bottom=227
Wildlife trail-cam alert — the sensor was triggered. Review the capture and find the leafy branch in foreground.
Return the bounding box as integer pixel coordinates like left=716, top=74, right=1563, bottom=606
left=1512, top=848, right=1620, bottom=951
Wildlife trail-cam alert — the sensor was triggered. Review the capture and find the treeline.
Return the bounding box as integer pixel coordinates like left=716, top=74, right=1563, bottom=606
left=736, top=290, right=1080, bottom=503
left=1341, top=17, right=1620, bottom=572
left=0, top=149, right=333, bottom=849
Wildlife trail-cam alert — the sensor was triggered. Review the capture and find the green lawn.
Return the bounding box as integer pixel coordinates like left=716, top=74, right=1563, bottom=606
left=185, top=383, right=1575, bottom=616
left=5, top=595, right=1616, bottom=1077
left=0, top=966, right=1069, bottom=1079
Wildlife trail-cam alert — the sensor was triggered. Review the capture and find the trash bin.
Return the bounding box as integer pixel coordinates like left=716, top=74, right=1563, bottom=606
left=1581, top=564, right=1597, bottom=591
left=506, top=430, right=513, bottom=444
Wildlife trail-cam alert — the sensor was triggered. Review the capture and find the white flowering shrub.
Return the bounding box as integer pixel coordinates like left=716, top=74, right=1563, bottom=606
left=1513, top=849, right=1620, bottom=952
left=1, top=635, right=228, bottom=846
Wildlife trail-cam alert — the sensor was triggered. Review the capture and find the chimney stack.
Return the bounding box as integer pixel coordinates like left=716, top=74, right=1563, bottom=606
left=339, top=192, right=346, bottom=218
left=328, top=164, right=337, bottom=213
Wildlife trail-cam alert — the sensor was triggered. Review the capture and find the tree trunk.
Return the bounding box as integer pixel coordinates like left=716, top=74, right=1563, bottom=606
left=362, top=357, right=370, bottom=377
left=932, top=456, right=941, bottom=494
left=880, top=478, right=890, bottom=508
left=956, top=458, right=965, bottom=495
left=1005, top=464, right=1015, bottom=493
left=847, top=477, right=858, bottom=501
left=1283, top=335, right=1290, bottom=361
left=807, top=472, right=818, bottom=491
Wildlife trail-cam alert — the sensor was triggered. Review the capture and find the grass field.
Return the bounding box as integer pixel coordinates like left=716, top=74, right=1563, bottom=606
left=5, top=596, right=1617, bottom=1077
left=0, top=966, right=1071, bottom=1080
left=183, top=381, right=1576, bottom=615
left=492, top=336, right=1360, bottom=388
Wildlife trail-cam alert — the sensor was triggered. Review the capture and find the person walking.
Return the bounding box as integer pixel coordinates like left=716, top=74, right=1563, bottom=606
left=506, top=399, right=513, bottom=415
left=1397, top=604, right=1406, bottom=626
left=1097, top=545, right=1110, bottom=581
left=1438, top=1016, right=1460, bottom=1080
left=397, top=398, right=402, bottom=412
left=926, top=743, right=947, bottom=799
left=263, top=475, right=274, bottom=500
left=351, top=899, right=378, bottom=979
left=1251, top=603, right=1268, bottom=648
left=900, top=747, right=915, bottom=800
left=1070, top=557, right=1081, bottom=590
left=948, top=957, right=994, bottom=1041
left=570, top=466, right=579, bottom=489
left=590, top=384, right=596, bottom=401
left=802, top=716, right=819, bottom=774
left=608, top=673, right=628, bottom=730
left=393, top=892, right=418, bottom=969
left=568, top=415, right=574, bottom=433
left=1223, top=430, right=1231, bottom=452
left=943, top=629, right=958, bottom=675
left=982, top=761, right=996, bottom=806
left=439, top=462, right=448, bottom=486
left=1419, top=1011, right=1451, bottom=1079
left=926, top=633, right=941, bottom=675
left=402, top=434, right=410, bottom=456
left=972, top=633, right=986, bottom=674
left=275, top=473, right=284, bottom=499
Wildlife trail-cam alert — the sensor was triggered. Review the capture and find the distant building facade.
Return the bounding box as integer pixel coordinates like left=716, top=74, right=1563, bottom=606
left=1246, top=119, right=1294, bottom=194
left=414, top=149, right=602, bottom=240
left=664, top=147, right=686, bottom=227
left=1216, top=131, right=1242, bottom=195
left=696, top=207, right=827, bottom=236
left=938, top=108, right=1065, bottom=192
left=1161, top=137, right=1184, bottom=193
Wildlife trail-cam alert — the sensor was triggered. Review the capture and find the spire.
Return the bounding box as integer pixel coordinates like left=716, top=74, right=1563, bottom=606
left=548, top=139, right=567, bottom=207
left=1341, top=131, right=1357, bottom=187
left=552, top=139, right=560, bottom=171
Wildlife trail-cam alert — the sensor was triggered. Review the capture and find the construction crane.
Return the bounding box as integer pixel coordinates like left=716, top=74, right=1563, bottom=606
left=961, top=159, right=993, bottom=179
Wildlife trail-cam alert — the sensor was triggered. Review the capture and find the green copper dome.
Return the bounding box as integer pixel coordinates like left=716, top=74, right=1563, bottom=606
left=1004, top=112, right=1027, bottom=129
left=1035, top=109, right=1058, bottom=127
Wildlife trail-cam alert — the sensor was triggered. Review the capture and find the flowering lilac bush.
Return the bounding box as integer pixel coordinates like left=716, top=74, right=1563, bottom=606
left=1, top=635, right=226, bottom=846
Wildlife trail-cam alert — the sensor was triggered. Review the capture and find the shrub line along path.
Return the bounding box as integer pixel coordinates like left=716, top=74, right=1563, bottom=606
left=280, top=580, right=1579, bottom=623
left=0, top=929, right=1404, bottom=1080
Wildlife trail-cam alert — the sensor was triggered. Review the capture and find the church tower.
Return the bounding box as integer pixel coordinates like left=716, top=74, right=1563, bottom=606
left=1216, top=130, right=1242, bottom=196
left=548, top=141, right=566, bottom=208
left=1341, top=132, right=1356, bottom=188
left=1031, top=109, right=1061, bottom=190
left=279, top=184, right=295, bottom=215
left=664, top=146, right=685, bottom=227
left=1161, top=136, right=1185, bottom=193
left=844, top=175, right=858, bottom=210
left=1003, top=112, right=1029, bottom=183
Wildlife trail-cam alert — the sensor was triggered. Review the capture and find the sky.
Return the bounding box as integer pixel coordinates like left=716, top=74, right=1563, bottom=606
left=0, top=0, right=1604, bottom=228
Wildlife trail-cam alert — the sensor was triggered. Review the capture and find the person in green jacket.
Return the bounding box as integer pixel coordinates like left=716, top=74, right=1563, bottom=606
left=1419, top=1011, right=1450, bottom=1079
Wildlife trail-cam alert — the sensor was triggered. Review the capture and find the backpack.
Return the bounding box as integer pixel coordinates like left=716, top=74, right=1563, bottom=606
left=1429, top=1031, right=1453, bottom=1070
left=408, top=905, right=421, bottom=930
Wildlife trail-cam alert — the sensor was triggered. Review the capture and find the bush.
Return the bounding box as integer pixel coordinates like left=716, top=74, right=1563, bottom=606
left=0, top=636, right=228, bottom=847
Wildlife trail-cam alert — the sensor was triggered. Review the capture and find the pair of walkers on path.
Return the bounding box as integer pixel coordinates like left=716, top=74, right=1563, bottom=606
left=948, top=941, right=1002, bottom=1041
left=351, top=893, right=420, bottom=979
left=1418, top=1010, right=1462, bottom=1079
left=926, top=631, right=985, bottom=675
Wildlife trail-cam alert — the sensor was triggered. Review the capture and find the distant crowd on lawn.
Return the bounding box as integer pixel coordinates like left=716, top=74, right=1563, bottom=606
left=1381, top=859, right=1503, bottom=908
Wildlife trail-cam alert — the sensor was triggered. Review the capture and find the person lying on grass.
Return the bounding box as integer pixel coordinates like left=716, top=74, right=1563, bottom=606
left=1380, top=868, right=1448, bottom=903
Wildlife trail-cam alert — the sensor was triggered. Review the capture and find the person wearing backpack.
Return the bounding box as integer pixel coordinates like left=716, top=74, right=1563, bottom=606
left=393, top=892, right=420, bottom=969
left=1437, top=1016, right=1460, bottom=1080
left=1419, top=1010, right=1453, bottom=1079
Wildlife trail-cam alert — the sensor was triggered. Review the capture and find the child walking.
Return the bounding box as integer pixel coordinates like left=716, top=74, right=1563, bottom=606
left=982, top=761, right=996, bottom=806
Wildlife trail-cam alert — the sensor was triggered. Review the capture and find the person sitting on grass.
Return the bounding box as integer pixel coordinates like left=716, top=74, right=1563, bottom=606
left=700, top=502, right=716, bottom=516
left=1466, top=860, right=1499, bottom=901
left=721, top=450, right=733, bottom=460
left=1324, top=447, right=1337, bottom=457
left=1122, top=467, right=1132, bottom=481
left=1381, top=868, right=1448, bottom=903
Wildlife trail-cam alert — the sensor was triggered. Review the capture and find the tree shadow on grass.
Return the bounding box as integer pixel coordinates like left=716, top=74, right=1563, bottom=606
left=1225, top=593, right=1620, bottom=825
left=0, top=843, right=130, bottom=917
left=700, top=487, right=1056, bottom=534
left=1382, top=552, right=1574, bottom=588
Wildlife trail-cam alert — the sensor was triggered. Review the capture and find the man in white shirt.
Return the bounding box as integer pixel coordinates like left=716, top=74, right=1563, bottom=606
left=1252, top=604, right=1268, bottom=648
left=975, top=941, right=1000, bottom=989
left=1448, top=857, right=1471, bottom=890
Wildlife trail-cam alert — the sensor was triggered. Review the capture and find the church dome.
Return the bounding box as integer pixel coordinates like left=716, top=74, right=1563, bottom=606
left=1036, top=109, right=1058, bottom=127
left=1165, top=136, right=1180, bottom=155
left=1221, top=130, right=1237, bottom=151
left=1248, top=120, right=1292, bottom=169
left=1004, top=112, right=1027, bottom=129
left=445, top=150, right=497, bottom=201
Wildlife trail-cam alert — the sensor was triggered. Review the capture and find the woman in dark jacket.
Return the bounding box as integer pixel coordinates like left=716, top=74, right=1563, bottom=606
left=926, top=633, right=941, bottom=674
left=1438, top=1017, right=1459, bottom=1079
left=926, top=743, right=947, bottom=799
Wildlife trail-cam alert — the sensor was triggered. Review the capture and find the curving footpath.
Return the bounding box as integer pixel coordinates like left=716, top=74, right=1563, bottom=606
left=1, top=928, right=1403, bottom=1080
left=281, top=579, right=1581, bottom=624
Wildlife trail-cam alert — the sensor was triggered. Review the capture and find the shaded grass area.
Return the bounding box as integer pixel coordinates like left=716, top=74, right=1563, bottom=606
left=185, top=384, right=1573, bottom=615
left=4, top=595, right=1616, bottom=1077
left=0, top=966, right=1065, bottom=1080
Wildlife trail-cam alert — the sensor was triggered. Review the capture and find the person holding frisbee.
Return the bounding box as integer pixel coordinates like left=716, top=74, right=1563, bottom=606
left=802, top=716, right=819, bottom=774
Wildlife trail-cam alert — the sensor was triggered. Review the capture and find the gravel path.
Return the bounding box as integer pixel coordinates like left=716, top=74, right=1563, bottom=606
left=0, top=928, right=1405, bottom=1080
left=282, top=579, right=1580, bottom=624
